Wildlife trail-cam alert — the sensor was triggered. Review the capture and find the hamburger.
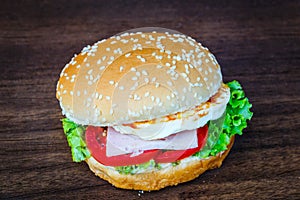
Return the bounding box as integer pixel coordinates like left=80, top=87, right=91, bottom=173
left=56, top=28, right=253, bottom=191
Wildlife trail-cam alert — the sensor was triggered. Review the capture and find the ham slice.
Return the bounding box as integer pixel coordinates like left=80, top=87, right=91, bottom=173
left=106, top=127, right=198, bottom=157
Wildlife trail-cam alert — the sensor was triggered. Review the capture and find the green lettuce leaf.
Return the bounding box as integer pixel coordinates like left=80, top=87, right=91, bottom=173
left=61, top=118, right=90, bottom=162
left=209, top=80, right=253, bottom=155
left=115, top=160, right=158, bottom=175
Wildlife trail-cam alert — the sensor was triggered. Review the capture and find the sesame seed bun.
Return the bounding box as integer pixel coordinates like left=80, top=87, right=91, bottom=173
left=56, top=31, right=222, bottom=126
left=85, top=136, right=234, bottom=191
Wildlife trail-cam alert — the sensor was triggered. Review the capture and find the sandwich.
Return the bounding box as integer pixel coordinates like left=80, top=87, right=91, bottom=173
left=56, top=29, right=253, bottom=190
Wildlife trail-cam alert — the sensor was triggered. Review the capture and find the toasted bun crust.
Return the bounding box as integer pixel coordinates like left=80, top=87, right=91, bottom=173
left=85, top=136, right=234, bottom=191
left=56, top=31, right=222, bottom=126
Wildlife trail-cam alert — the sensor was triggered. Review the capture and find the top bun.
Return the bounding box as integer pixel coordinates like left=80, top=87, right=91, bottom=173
left=56, top=29, right=222, bottom=126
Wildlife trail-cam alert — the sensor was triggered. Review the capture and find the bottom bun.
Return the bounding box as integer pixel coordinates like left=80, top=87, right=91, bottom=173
left=85, top=136, right=235, bottom=191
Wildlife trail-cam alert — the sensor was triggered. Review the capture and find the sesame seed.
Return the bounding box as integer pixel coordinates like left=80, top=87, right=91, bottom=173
left=70, top=91, right=73, bottom=96
left=125, top=53, right=131, bottom=57
left=166, top=63, right=171, bottom=67
left=119, top=85, right=124, bottom=90
left=131, top=67, right=137, bottom=72
left=98, top=94, right=103, bottom=100
left=133, top=94, right=140, bottom=101
left=88, top=69, right=93, bottom=74
left=205, top=59, right=209, bottom=63
left=132, top=45, right=137, bottom=50
left=110, top=109, right=114, bottom=115
left=144, top=77, right=149, bottom=83
left=85, top=63, right=90, bottom=67
left=109, top=80, right=114, bottom=85
left=70, top=60, right=77, bottom=65
left=166, top=50, right=171, bottom=55
left=167, top=81, right=173, bottom=86
left=106, top=96, right=111, bottom=100
left=110, top=40, right=117, bottom=44
left=76, top=65, right=81, bottom=69
left=106, top=47, right=110, bottom=51
left=157, top=65, right=163, bottom=69
left=136, top=71, right=141, bottom=77
left=121, top=39, right=129, bottom=44
left=102, top=56, right=106, bottom=61
left=166, top=95, right=171, bottom=100
left=99, top=66, right=105, bottom=70
left=151, top=77, right=156, bottom=82
left=151, top=96, right=155, bottom=101
left=144, top=91, right=150, bottom=97
left=142, top=70, right=148, bottom=76
left=181, top=72, right=187, bottom=78
left=132, top=76, right=138, bottom=81
left=155, top=82, right=160, bottom=88
left=119, top=66, right=124, bottom=72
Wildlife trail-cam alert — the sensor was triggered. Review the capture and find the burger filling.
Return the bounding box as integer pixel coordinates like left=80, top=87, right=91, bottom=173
left=62, top=80, right=252, bottom=174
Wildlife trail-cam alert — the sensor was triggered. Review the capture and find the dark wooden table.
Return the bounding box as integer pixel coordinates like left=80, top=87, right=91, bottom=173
left=1, top=0, right=299, bottom=199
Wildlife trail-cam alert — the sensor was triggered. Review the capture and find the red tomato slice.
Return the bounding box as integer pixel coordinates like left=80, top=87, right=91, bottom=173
left=154, top=125, right=208, bottom=163
left=85, top=126, right=159, bottom=166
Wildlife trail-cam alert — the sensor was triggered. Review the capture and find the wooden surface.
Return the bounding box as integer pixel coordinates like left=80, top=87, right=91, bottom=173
left=1, top=0, right=299, bottom=199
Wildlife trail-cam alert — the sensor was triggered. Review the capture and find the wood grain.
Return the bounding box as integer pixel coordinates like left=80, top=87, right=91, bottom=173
left=1, top=0, right=299, bottom=199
